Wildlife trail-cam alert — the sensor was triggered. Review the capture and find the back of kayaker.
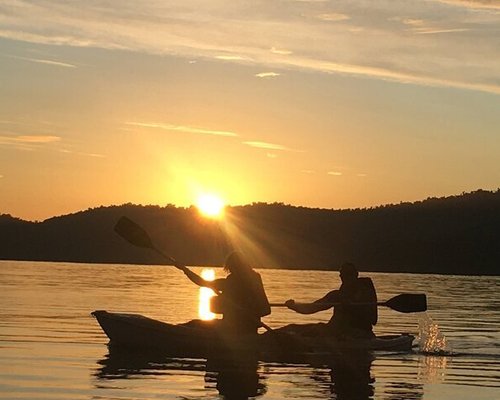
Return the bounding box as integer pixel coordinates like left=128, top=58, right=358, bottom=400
left=213, top=268, right=271, bottom=334
left=181, top=251, right=271, bottom=335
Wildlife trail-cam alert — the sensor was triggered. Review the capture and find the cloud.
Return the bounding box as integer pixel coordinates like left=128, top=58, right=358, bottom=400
left=0, top=135, right=61, bottom=144
left=398, top=17, right=471, bottom=35
left=215, top=55, right=250, bottom=61
left=415, top=28, right=470, bottom=34
left=434, top=0, right=500, bottom=9
left=126, top=122, right=239, bottom=137
left=401, top=19, right=426, bottom=27
left=0, top=174, right=3, bottom=178
left=243, top=141, right=293, bottom=151
left=0, top=1, right=498, bottom=95
left=357, top=173, right=368, bottom=177
left=58, top=148, right=104, bottom=158
left=5, top=54, right=76, bottom=68
left=270, top=47, right=292, bottom=55
left=328, top=171, right=343, bottom=176
left=16, top=135, right=61, bottom=143
left=255, top=72, right=280, bottom=78
left=316, top=13, right=350, bottom=22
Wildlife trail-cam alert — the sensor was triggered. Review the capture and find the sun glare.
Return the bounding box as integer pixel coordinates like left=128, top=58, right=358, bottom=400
left=199, top=269, right=216, bottom=320
left=196, top=194, right=225, bottom=218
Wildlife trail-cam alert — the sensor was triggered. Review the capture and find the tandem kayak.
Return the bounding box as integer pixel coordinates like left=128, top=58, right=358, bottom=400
left=92, top=310, right=415, bottom=361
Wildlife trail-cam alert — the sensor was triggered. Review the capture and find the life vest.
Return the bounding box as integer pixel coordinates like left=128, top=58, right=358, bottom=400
left=330, top=277, right=378, bottom=333
left=357, top=277, right=378, bottom=326
left=209, top=271, right=271, bottom=332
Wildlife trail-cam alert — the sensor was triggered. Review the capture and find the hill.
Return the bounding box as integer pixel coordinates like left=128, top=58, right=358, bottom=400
left=1, top=190, right=499, bottom=275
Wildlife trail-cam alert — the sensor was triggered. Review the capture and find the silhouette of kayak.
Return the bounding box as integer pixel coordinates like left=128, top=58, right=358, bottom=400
left=92, top=310, right=415, bottom=360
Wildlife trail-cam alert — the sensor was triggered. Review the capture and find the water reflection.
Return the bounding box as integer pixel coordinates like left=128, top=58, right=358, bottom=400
left=417, top=354, right=449, bottom=383
left=199, top=268, right=216, bottom=321
left=93, top=345, right=432, bottom=399
left=205, top=357, right=267, bottom=400
left=94, top=346, right=266, bottom=399
left=328, top=351, right=375, bottom=399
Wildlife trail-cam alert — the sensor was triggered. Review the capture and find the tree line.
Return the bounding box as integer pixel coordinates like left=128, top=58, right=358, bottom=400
left=1, top=189, right=499, bottom=275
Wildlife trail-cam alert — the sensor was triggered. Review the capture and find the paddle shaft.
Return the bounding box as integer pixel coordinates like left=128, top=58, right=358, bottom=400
left=269, top=292, right=427, bottom=313
left=270, top=302, right=390, bottom=307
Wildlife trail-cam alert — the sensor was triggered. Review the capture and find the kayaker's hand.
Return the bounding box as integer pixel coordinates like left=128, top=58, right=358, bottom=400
left=285, top=299, right=296, bottom=310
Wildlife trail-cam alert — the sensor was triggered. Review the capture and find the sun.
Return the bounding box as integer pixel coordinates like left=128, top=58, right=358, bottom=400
left=196, top=194, right=225, bottom=218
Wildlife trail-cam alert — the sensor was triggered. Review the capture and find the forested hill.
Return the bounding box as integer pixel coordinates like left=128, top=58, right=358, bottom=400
left=1, top=190, right=499, bottom=275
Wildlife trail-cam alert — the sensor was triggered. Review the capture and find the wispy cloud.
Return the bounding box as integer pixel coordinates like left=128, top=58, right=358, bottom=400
left=215, top=55, right=250, bottom=61
left=0, top=1, right=498, bottom=95
left=0, top=134, right=62, bottom=152
left=126, top=122, right=239, bottom=137
left=5, top=54, right=76, bottom=68
left=316, top=13, right=350, bottom=22
left=434, top=0, right=500, bottom=9
left=243, top=141, right=293, bottom=151
left=399, top=17, right=470, bottom=35
left=255, top=72, right=280, bottom=78
left=328, top=171, right=343, bottom=176
left=0, top=135, right=61, bottom=145
left=414, top=28, right=470, bottom=34
left=17, top=135, right=61, bottom=143
left=270, top=47, right=292, bottom=55
left=59, top=148, right=105, bottom=158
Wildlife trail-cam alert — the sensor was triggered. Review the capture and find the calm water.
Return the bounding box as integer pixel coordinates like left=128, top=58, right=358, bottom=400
left=0, top=261, right=499, bottom=400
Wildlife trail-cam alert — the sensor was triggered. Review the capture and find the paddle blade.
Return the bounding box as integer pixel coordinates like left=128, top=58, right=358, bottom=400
left=114, top=216, right=154, bottom=249
left=384, top=293, right=427, bottom=313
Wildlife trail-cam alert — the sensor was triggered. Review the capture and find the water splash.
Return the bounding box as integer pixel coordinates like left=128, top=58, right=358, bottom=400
left=417, top=313, right=450, bottom=354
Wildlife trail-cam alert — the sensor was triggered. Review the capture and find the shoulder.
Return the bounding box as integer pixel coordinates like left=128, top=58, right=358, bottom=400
left=315, top=289, right=339, bottom=303
left=357, top=277, right=375, bottom=289
left=324, top=289, right=339, bottom=299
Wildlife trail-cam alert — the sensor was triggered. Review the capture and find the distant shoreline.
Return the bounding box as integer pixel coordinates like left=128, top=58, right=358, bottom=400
left=1, top=258, right=498, bottom=277
left=1, top=189, right=499, bottom=276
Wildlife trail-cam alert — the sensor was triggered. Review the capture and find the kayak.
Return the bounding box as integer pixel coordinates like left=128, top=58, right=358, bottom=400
left=91, top=310, right=415, bottom=361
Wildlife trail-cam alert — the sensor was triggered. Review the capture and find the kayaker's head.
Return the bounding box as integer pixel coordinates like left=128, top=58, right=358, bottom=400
left=224, top=251, right=252, bottom=275
left=339, top=262, right=358, bottom=284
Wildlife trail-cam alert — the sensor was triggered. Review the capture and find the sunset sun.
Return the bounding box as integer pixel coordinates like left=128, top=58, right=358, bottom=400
left=196, top=194, right=225, bottom=218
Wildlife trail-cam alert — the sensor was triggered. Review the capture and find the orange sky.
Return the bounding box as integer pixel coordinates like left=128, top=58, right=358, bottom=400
left=0, top=1, right=499, bottom=221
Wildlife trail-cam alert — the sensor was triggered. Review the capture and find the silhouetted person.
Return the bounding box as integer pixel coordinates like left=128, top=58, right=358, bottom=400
left=180, top=251, right=271, bottom=335
left=284, top=262, right=377, bottom=338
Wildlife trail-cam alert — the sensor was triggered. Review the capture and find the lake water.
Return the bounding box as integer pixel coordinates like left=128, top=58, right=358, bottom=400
left=0, top=260, right=499, bottom=399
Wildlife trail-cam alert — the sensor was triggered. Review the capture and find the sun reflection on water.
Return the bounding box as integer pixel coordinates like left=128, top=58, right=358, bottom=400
left=198, top=268, right=216, bottom=320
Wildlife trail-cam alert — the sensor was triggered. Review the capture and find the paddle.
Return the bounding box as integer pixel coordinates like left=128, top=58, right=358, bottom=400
left=270, top=293, right=427, bottom=313
left=114, top=216, right=275, bottom=332
left=114, top=216, right=180, bottom=267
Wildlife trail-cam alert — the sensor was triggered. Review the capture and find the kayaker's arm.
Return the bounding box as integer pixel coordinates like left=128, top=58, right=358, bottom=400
left=178, top=265, right=221, bottom=292
left=285, top=290, right=341, bottom=314
left=285, top=299, right=333, bottom=314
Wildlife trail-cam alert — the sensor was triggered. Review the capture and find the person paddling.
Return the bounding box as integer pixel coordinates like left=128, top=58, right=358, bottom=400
left=284, top=262, right=377, bottom=338
left=179, top=251, right=271, bottom=335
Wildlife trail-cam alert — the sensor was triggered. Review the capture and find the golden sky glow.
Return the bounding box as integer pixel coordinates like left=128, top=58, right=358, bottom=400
left=0, top=1, right=499, bottom=221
